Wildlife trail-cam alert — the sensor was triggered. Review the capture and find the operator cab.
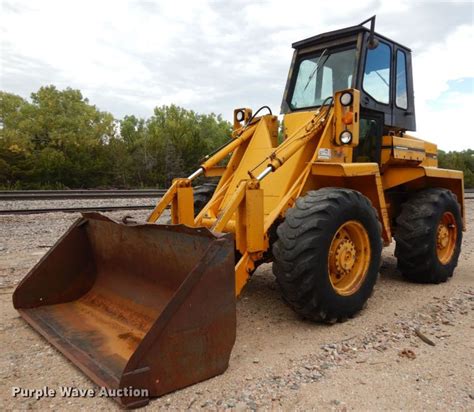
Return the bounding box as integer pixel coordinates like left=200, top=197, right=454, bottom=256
left=281, top=16, right=415, bottom=163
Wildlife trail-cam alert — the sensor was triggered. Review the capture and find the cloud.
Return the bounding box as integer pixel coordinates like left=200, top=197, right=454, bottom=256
left=411, top=24, right=474, bottom=150
left=1, top=0, right=473, bottom=150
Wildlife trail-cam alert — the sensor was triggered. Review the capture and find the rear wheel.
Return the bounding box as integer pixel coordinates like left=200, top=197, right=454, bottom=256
left=272, top=188, right=382, bottom=322
left=395, top=188, right=462, bottom=283
left=193, top=182, right=218, bottom=216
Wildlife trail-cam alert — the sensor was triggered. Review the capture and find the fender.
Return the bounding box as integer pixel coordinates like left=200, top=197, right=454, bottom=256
left=310, top=162, right=392, bottom=245
left=382, top=166, right=465, bottom=229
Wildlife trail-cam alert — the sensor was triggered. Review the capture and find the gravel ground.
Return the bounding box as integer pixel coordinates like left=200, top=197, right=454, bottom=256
left=0, top=199, right=473, bottom=410
left=0, top=197, right=158, bottom=211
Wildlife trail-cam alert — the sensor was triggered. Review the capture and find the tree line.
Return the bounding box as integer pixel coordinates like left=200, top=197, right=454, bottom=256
left=438, top=149, right=474, bottom=188
left=0, top=86, right=473, bottom=189
left=0, top=86, right=231, bottom=189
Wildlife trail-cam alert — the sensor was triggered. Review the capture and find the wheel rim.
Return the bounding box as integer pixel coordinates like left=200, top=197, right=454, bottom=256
left=436, top=211, right=457, bottom=264
left=328, top=220, right=371, bottom=296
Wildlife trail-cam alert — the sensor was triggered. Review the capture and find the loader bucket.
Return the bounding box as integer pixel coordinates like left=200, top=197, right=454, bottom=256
left=13, top=213, right=236, bottom=408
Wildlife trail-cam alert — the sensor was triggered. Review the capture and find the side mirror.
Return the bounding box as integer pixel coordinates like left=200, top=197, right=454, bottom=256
left=360, top=15, right=379, bottom=49
left=367, top=37, right=379, bottom=50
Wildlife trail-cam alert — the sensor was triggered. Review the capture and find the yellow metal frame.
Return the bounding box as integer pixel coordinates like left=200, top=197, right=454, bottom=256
left=147, top=87, right=465, bottom=295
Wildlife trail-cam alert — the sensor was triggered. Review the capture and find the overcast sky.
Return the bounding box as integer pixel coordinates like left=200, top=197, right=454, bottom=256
left=1, top=0, right=473, bottom=150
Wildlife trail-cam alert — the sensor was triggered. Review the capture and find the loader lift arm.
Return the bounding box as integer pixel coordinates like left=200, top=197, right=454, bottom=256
left=147, top=90, right=358, bottom=295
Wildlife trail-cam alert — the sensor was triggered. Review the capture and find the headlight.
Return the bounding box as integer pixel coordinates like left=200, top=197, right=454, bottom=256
left=340, top=130, right=352, bottom=144
left=235, top=110, right=245, bottom=122
left=339, top=92, right=353, bottom=106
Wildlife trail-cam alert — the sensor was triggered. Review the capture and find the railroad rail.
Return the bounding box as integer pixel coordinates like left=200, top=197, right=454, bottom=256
left=0, top=205, right=156, bottom=215
left=0, top=189, right=166, bottom=201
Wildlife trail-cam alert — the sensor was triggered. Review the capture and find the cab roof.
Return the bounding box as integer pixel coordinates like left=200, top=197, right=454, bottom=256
left=292, top=24, right=411, bottom=52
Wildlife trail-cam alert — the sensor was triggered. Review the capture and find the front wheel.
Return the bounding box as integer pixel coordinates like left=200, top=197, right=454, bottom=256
left=272, top=188, right=382, bottom=323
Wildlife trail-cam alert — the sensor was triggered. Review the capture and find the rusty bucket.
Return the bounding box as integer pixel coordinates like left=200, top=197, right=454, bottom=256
left=13, top=213, right=236, bottom=408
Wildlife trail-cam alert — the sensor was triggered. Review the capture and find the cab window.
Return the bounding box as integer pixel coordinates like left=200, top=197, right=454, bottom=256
left=395, top=50, right=408, bottom=109
left=363, top=42, right=391, bottom=104
left=290, top=48, right=356, bottom=109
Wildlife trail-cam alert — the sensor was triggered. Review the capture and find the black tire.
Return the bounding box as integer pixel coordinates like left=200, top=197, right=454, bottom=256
left=272, top=188, right=382, bottom=322
left=193, top=182, right=217, bottom=216
left=395, top=188, right=462, bottom=283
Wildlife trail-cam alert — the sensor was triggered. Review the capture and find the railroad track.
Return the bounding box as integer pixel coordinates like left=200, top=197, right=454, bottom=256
left=0, top=205, right=156, bottom=215
left=0, top=189, right=164, bottom=214
left=0, top=189, right=472, bottom=215
left=0, top=189, right=166, bottom=201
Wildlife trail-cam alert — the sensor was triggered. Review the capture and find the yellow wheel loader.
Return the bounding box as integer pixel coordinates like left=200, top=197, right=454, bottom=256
left=14, top=17, right=464, bottom=408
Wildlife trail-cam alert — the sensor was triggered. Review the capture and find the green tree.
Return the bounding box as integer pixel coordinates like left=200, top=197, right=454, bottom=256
left=438, top=149, right=474, bottom=188
left=1, top=86, right=115, bottom=188
left=116, top=115, right=154, bottom=187
left=0, top=92, right=33, bottom=186
left=1, top=87, right=232, bottom=189
left=146, top=105, right=231, bottom=187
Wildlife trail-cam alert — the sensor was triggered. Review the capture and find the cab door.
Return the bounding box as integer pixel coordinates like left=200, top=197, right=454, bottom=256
left=355, top=36, right=392, bottom=163
left=357, top=33, right=416, bottom=132
left=359, top=37, right=393, bottom=128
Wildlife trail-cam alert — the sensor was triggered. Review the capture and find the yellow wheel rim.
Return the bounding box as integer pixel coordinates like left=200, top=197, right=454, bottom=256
left=436, top=212, right=457, bottom=264
left=328, top=220, right=371, bottom=296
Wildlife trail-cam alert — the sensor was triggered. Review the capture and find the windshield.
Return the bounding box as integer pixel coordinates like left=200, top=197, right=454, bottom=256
left=290, top=47, right=357, bottom=109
